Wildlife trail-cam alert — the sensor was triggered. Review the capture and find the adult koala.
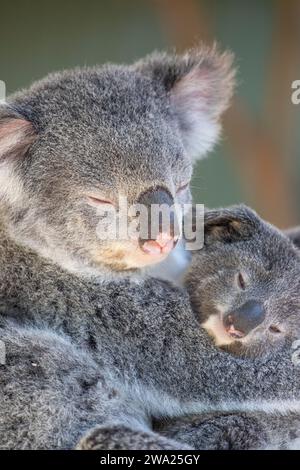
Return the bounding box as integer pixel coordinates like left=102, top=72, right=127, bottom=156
left=1, top=48, right=300, bottom=451
left=0, top=46, right=236, bottom=449
left=0, top=45, right=234, bottom=276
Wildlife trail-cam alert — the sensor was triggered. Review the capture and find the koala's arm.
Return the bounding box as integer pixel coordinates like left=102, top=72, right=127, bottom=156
left=155, top=412, right=300, bottom=450
left=0, top=321, right=191, bottom=450
left=284, top=226, right=300, bottom=249
left=76, top=424, right=192, bottom=450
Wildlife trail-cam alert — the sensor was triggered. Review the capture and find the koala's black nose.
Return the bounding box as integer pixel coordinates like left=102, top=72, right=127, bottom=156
left=223, top=300, right=266, bottom=338
left=136, top=187, right=178, bottom=255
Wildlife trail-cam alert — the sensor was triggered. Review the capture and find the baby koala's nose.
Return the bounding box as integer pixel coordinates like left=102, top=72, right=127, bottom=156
left=223, top=300, right=266, bottom=338
left=141, top=232, right=177, bottom=256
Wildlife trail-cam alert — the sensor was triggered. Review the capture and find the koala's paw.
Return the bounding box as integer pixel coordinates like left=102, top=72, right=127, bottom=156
left=158, top=413, right=267, bottom=450
left=76, top=424, right=193, bottom=450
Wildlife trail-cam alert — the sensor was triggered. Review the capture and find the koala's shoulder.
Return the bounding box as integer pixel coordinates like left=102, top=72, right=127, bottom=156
left=101, top=275, right=191, bottom=321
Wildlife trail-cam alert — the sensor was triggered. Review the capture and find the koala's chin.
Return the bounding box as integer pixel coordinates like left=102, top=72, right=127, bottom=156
left=220, top=335, right=287, bottom=359
left=89, top=240, right=173, bottom=272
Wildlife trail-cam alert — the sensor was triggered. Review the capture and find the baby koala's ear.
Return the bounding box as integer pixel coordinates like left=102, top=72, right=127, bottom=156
left=0, top=106, right=38, bottom=203
left=204, top=205, right=260, bottom=245
left=136, top=44, right=235, bottom=162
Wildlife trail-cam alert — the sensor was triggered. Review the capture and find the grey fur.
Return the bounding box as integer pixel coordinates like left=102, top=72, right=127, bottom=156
left=0, top=206, right=300, bottom=449
left=158, top=206, right=300, bottom=449
left=285, top=226, right=300, bottom=250
left=0, top=50, right=299, bottom=450
left=0, top=47, right=237, bottom=449
left=0, top=45, right=234, bottom=274
left=186, top=205, right=300, bottom=358
left=156, top=411, right=300, bottom=450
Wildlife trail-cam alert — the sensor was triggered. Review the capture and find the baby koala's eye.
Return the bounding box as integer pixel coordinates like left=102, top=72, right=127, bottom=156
left=237, top=272, right=246, bottom=290
left=269, top=325, right=282, bottom=334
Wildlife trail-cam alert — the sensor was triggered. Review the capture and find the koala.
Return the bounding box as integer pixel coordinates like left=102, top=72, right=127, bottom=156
left=0, top=47, right=299, bottom=450
left=0, top=45, right=239, bottom=449
left=157, top=206, right=300, bottom=449
left=0, top=45, right=234, bottom=278
left=186, top=206, right=300, bottom=359
left=0, top=202, right=300, bottom=449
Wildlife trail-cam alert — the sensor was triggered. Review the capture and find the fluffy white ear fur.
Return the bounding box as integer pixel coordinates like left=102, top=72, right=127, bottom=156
left=0, top=117, right=36, bottom=160
left=0, top=114, right=37, bottom=204
left=170, top=47, right=235, bottom=162
left=137, top=46, right=235, bottom=162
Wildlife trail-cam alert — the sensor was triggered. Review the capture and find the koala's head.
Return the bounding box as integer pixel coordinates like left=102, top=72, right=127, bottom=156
left=186, top=205, right=300, bottom=358
left=0, top=46, right=234, bottom=274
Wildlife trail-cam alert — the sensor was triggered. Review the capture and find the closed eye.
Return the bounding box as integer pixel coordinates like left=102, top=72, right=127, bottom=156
left=269, top=325, right=282, bottom=334
left=237, top=272, right=246, bottom=290
left=86, top=195, right=114, bottom=207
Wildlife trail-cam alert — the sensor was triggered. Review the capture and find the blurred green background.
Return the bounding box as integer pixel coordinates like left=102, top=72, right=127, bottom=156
left=1, top=0, right=299, bottom=227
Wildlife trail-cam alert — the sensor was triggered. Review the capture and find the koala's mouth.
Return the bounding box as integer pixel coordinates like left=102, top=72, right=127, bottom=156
left=224, top=323, right=245, bottom=339
left=223, top=314, right=246, bottom=339
left=91, top=240, right=173, bottom=271
left=201, top=312, right=247, bottom=346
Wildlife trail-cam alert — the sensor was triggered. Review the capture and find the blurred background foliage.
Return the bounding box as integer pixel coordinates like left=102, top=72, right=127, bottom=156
left=1, top=0, right=299, bottom=227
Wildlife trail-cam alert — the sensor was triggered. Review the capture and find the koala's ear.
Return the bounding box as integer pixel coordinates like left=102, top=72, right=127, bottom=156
left=204, top=205, right=260, bottom=245
left=0, top=107, right=38, bottom=203
left=136, top=44, right=235, bottom=162
left=0, top=108, right=37, bottom=162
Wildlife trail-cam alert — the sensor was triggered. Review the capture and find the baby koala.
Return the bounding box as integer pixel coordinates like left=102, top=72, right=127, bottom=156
left=188, top=205, right=300, bottom=358
left=186, top=206, right=300, bottom=356
left=158, top=205, right=300, bottom=449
